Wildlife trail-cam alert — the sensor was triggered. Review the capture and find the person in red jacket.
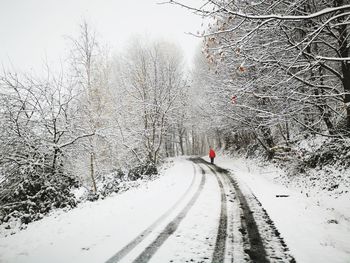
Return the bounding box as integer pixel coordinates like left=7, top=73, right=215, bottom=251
left=209, top=147, right=216, bottom=164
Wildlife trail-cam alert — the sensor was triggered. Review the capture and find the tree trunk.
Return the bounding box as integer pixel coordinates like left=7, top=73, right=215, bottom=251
left=179, top=133, right=185, bottom=155
left=342, top=67, right=350, bottom=131
left=261, top=126, right=274, bottom=148
left=191, top=127, right=195, bottom=155
left=336, top=0, right=350, bottom=132
left=216, top=129, right=222, bottom=149
left=90, top=153, right=97, bottom=193
left=52, top=148, right=60, bottom=172
left=254, top=131, right=274, bottom=159
left=178, top=126, right=185, bottom=156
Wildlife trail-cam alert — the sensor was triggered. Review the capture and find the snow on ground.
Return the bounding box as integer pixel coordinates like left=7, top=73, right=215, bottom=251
left=140, top=164, right=221, bottom=263
left=1, top=155, right=349, bottom=263
left=0, top=157, right=197, bottom=263
left=210, top=155, right=350, bottom=263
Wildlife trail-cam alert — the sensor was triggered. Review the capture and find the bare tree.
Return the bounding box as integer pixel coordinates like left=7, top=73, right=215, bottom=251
left=67, top=20, right=115, bottom=192
left=113, top=39, right=187, bottom=165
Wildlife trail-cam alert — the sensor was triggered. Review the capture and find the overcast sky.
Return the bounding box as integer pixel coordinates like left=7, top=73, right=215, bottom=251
left=0, top=0, right=204, bottom=72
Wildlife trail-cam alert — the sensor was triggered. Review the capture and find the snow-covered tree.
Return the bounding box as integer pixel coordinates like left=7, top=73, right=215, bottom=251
left=112, top=39, right=188, bottom=165
left=0, top=68, right=85, bottom=224
left=67, top=20, right=118, bottom=192
left=172, top=0, right=350, bottom=158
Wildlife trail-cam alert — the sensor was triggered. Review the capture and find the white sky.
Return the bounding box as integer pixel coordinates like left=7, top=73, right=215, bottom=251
left=0, top=0, right=204, bottom=72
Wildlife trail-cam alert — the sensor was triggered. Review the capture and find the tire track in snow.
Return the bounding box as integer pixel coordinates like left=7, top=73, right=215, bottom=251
left=221, top=168, right=269, bottom=263
left=105, top=164, right=200, bottom=263
left=201, top=158, right=269, bottom=263
left=208, top=167, right=228, bottom=263
left=131, top=167, right=206, bottom=263
left=217, top=163, right=295, bottom=262
left=192, top=158, right=229, bottom=263
left=215, top=166, right=269, bottom=263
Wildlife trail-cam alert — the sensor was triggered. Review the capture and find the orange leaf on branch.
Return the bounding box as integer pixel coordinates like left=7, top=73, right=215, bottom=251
left=238, top=66, right=245, bottom=72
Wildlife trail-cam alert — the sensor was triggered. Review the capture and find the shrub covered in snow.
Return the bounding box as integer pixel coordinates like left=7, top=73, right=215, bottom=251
left=97, top=164, right=158, bottom=198
left=303, top=138, right=350, bottom=169
left=94, top=169, right=124, bottom=197
left=127, top=162, right=158, bottom=181
left=69, top=163, right=160, bottom=203
left=0, top=168, right=78, bottom=226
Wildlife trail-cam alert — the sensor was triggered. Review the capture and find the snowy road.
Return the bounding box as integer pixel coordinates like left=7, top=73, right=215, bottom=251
left=105, top=158, right=294, bottom=263
left=0, top=157, right=295, bottom=263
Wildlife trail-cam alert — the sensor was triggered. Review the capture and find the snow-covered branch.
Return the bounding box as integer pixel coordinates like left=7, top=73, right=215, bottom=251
left=57, top=133, right=95, bottom=149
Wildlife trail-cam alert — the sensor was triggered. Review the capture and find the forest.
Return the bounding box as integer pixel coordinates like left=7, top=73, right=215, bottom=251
left=1, top=0, right=350, bottom=228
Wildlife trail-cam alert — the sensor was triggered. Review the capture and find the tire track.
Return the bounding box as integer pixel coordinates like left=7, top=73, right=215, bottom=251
left=132, top=167, right=206, bottom=263
left=192, top=158, right=229, bottom=263
left=208, top=168, right=228, bottom=263
left=105, top=164, right=199, bottom=263
left=219, top=165, right=295, bottom=262
left=200, top=158, right=269, bottom=263
left=225, top=173, right=268, bottom=263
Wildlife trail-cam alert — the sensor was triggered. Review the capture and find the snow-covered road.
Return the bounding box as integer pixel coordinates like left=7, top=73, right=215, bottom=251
left=1, top=156, right=348, bottom=262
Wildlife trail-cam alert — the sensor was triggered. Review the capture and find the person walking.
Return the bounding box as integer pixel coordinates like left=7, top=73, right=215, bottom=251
left=209, top=147, right=216, bottom=164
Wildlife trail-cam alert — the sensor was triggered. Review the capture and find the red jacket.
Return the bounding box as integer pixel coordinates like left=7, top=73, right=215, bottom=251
left=209, top=149, right=216, bottom=158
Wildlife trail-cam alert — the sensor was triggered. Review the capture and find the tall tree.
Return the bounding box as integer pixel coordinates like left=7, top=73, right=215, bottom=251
left=114, top=39, right=188, bottom=165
